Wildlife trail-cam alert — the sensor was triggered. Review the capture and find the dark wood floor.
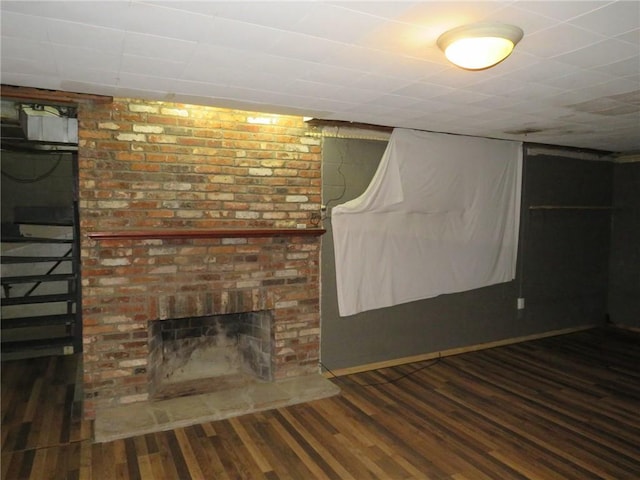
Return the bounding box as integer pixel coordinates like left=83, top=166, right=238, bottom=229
left=2, top=327, right=640, bottom=479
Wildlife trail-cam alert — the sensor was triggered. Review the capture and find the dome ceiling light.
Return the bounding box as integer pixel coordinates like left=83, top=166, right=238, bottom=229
left=437, top=23, right=524, bottom=70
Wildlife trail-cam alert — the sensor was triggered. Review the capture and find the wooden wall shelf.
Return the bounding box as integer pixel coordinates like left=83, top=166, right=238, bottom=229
left=86, top=228, right=326, bottom=241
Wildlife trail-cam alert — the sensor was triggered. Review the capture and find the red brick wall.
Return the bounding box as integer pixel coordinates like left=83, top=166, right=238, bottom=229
left=78, top=99, right=322, bottom=417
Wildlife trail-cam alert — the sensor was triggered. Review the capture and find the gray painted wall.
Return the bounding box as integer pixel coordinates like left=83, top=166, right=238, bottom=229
left=608, top=161, right=640, bottom=327
left=321, top=137, right=613, bottom=371
left=519, top=152, right=612, bottom=330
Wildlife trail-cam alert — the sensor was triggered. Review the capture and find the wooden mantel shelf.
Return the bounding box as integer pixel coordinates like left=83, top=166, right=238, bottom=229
left=87, top=228, right=326, bottom=240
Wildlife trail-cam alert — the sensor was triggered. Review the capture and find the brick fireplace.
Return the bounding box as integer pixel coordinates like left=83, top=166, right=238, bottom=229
left=148, top=309, right=274, bottom=399
left=78, top=100, right=323, bottom=418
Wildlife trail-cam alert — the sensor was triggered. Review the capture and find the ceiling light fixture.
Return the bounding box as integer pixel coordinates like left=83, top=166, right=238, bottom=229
left=437, top=23, right=523, bottom=70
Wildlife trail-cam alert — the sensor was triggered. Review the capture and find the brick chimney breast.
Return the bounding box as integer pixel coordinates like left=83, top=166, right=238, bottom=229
left=78, top=99, right=322, bottom=418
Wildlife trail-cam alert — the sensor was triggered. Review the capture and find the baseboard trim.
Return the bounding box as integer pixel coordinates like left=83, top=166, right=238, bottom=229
left=612, top=324, right=640, bottom=333
left=322, top=325, right=597, bottom=378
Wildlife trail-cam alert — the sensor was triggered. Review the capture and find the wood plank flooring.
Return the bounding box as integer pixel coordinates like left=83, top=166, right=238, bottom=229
left=2, top=326, right=639, bottom=479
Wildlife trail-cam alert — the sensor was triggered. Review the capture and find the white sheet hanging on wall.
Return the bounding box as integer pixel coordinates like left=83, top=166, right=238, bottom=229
left=331, top=128, right=522, bottom=316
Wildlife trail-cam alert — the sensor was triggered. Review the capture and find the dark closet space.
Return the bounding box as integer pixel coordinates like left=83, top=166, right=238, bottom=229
left=1, top=100, right=81, bottom=359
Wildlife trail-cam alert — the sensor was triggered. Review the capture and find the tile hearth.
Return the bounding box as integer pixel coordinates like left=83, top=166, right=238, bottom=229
left=94, top=374, right=340, bottom=443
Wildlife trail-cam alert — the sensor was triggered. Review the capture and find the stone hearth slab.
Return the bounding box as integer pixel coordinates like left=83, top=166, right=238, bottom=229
left=94, top=374, right=340, bottom=443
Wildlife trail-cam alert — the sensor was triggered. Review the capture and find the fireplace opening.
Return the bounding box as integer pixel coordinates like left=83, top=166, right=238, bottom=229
left=148, top=311, right=273, bottom=400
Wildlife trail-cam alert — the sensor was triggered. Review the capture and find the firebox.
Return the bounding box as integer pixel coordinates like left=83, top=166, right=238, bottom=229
left=148, top=310, right=273, bottom=400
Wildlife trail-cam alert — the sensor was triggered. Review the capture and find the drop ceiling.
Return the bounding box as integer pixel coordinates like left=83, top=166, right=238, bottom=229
left=1, top=1, right=639, bottom=153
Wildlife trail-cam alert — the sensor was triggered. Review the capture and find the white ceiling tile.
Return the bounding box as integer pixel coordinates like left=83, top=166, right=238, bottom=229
left=213, top=69, right=293, bottom=92
left=545, top=89, right=603, bottom=107
left=164, top=78, right=231, bottom=98
left=268, top=32, right=343, bottom=63
left=203, top=2, right=316, bottom=30
left=0, top=1, right=130, bottom=29
left=123, top=32, right=197, bottom=62
left=330, top=88, right=382, bottom=104
left=338, top=113, right=406, bottom=129
left=486, top=4, right=560, bottom=36
left=118, top=71, right=187, bottom=93
left=568, top=1, right=640, bottom=37
left=326, top=46, right=448, bottom=81
left=120, top=55, right=187, bottom=78
left=546, top=83, right=639, bottom=111
left=185, top=44, right=316, bottom=84
left=67, top=2, right=131, bottom=30
left=404, top=112, right=459, bottom=125
left=0, top=71, right=62, bottom=90
left=518, top=24, right=605, bottom=58
left=569, top=96, right=639, bottom=115
left=0, top=0, right=638, bottom=152
left=155, top=2, right=248, bottom=18
left=407, top=121, right=461, bottom=135
left=615, top=28, right=640, bottom=45
left=499, top=101, right=572, bottom=117
left=178, top=62, right=237, bottom=86
left=201, top=16, right=280, bottom=53
left=0, top=36, right=57, bottom=66
left=467, top=109, right=528, bottom=125
left=431, top=89, right=494, bottom=106
left=284, top=79, right=359, bottom=102
left=46, top=19, right=125, bottom=54
left=242, top=96, right=315, bottom=117
left=540, top=69, right=619, bottom=90
left=466, top=76, right=529, bottom=96
left=293, top=96, right=357, bottom=113
left=437, top=104, right=496, bottom=118
left=187, top=43, right=261, bottom=70
left=384, top=57, right=450, bottom=82
left=113, top=85, right=167, bottom=100
left=52, top=44, right=121, bottom=71
left=597, top=102, right=640, bottom=118
left=60, top=67, right=120, bottom=86
left=392, top=82, right=457, bottom=99
left=574, top=77, right=640, bottom=98
left=502, top=83, right=566, bottom=102
left=364, top=94, right=434, bottom=109
left=58, top=81, right=113, bottom=98
left=471, top=94, right=526, bottom=110
left=294, top=3, right=389, bottom=43
left=0, top=56, right=57, bottom=77
left=621, top=73, right=640, bottom=85
left=125, top=2, right=213, bottom=42
left=350, top=74, right=416, bottom=92
left=353, top=20, right=448, bottom=64
left=252, top=54, right=319, bottom=79
left=1, top=12, right=50, bottom=41
left=600, top=132, right=640, bottom=150
left=485, top=50, right=542, bottom=74
left=393, top=1, right=506, bottom=28
left=0, top=1, right=47, bottom=15
left=552, top=39, right=640, bottom=68
left=421, top=67, right=497, bottom=89
left=498, top=60, right=583, bottom=83
left=323, top=45, right=411, bottom=76
left=233, top=72, right=297, bottom=92
left=514, top=1, right=611, bottom=21
left=295, top=63, right=363, bottom=86
left=402, top=99, right=457, bottom=115
left=329, top=2, right=420, bottom=20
